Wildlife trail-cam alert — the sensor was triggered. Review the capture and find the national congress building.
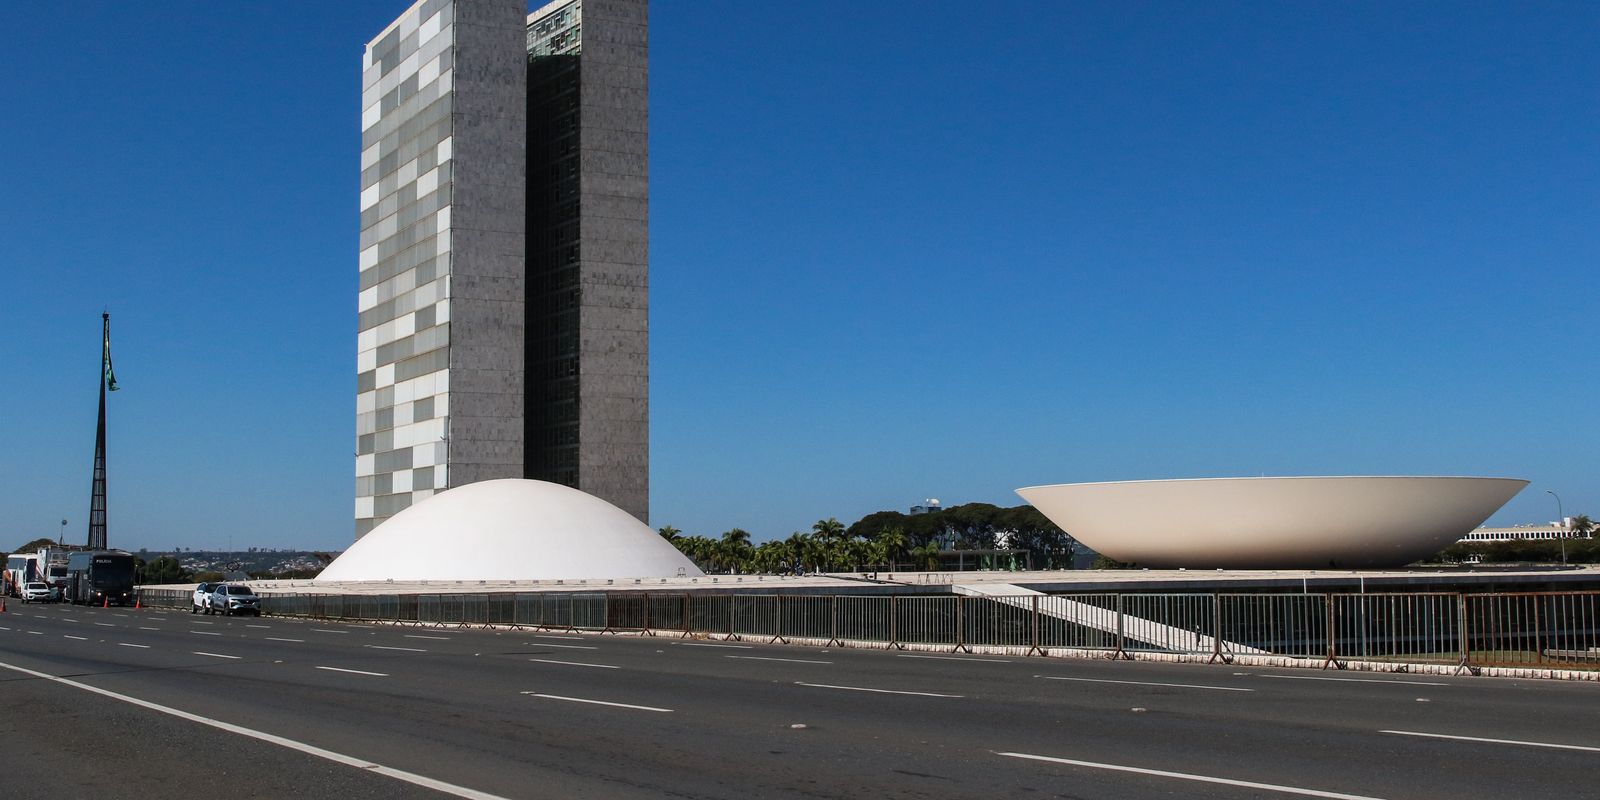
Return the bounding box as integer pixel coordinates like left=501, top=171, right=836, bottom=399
left=356, top=0, right=648, bottom=538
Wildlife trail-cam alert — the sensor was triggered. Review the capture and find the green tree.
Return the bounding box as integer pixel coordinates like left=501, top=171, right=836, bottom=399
left=657, top=525, right=682, bottom=542
left=1570, top=515, right=1594, bottom=539
left=13, top=537, right=58, bottom=553
left=138, top=556, right=192, bottom=585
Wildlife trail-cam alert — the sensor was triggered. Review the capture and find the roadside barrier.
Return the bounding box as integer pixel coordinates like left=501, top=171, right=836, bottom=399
left=128, top=586, right=1600, bottom=672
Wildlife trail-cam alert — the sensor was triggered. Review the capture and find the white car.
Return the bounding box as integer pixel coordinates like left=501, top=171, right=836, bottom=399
left=192, top=582, right=217, bottom=614
left=22, top=582, right=58, bottom=603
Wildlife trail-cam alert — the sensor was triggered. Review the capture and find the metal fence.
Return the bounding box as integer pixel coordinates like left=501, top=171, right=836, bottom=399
left=132, top=588, right=1600, bottom=671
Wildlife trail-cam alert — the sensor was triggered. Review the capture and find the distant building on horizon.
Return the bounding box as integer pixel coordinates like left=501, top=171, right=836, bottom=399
left=1458, top=522, right=1586, bottom=543
left=356, top=0, right=648, bottom=539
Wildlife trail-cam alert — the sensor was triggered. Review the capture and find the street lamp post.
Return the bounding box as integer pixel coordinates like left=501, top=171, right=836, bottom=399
left=1547, top=490, right=1567, bottom=566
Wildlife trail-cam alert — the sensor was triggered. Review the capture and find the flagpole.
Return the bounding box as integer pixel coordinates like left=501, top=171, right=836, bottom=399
left=87, top=312, right=113, bottom=550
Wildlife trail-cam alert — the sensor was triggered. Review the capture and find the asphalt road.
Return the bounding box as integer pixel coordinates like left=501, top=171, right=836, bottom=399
left=1, top=602, right=1596, bottom=799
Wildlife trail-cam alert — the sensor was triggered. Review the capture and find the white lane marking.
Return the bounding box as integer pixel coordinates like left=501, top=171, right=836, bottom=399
left=1262, top=674, right=1448, bottom=687
left=139, top=627, right=161, bottom=631
left=64, top=635, right=87, bottom=641
left=899, top=654, right=1012, bottom=664
left=528, top=658, right=618, bottom=669
left=191, top=631, right=222, bottom=636
left=996, top=752, right=1386, bottom=800
left=150, top=616, right=169, bottom=620
left=311, top=629, right=348, bottom=634
left=0, top=626, right=11, bottom=631
left=0, top=660, right=504, bottom=800
left=521, top=692, right=671, bottom=713
left=118, top=643, right=150, bottom=649
left=194, top=652, right=241, bottom=660
left=95, top=622, right=116, bottom=627
left=1036, top=675, right=1253, bottom=693
left=265, top=637, right=304, bottom=643
left=674, top=642, right=752, bottom=649
left=405, top=634, right=451, bottom=640
left=796, top=682, right=962, bottom=698
left=533, top=643, right=598, bottom=650
left=62, top=618, right=79, bottom=623
left=247, top=624, right=271, bottom=629
left=532, top=634, right=584, bottom=641
left=727, top=655, right=833, bottom=665
left=112, top=614, right=130, bottom=618
left=317, top=666, right=389, bottom=677
left=192, top=620, right=214, bottom=625
left=365, top=645, right=427, bottom=652
left=1380, top=730, right=1600, bottom=753
left=27, top=631, right=42, bottom=635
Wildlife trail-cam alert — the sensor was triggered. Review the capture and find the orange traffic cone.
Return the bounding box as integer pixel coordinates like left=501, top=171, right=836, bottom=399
left=135, top=597, right=142, bottom=610
left=1, top=599, right=6, bottom=613
left=102, top=597, right=109, bottom=608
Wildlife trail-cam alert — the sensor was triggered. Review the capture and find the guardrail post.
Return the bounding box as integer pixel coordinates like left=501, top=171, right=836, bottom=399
left=827, top=596, right=842, bottom=647
left=954, top=595, right=971, bottom=654
left=1533, top=596, right=1544, bottom=666
left=681, top=593, right=691, bottom=639
left=1322, top=594, right=1343, bottom=670
left=889, top=595, right=902, bottom=650
left=768, top=595, right=788, bottom=645
left=1209, top=592, right=1228, bottom=664
left=1454, top=593, right=1474, bottom=675
left=728, top=595, right=739, bottom=642
left=1112, top=594, right=1131, bottom=660
left=642, top=592, right=653, bottom=636
left=1028, top=595, right=1043, bottom=656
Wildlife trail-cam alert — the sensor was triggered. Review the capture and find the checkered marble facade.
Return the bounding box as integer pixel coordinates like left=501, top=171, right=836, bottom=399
left=357, top=0, right=528, bottom=538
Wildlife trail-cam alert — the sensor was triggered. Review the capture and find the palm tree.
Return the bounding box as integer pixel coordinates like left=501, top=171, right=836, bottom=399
left=719, top=528, right=754, bottom=573
left=657, top=525, right=681, bottom=543
left=785, top=532, right=811, bottom=573
left=874, top=526, right=908, bottom=570
left=1570, top=515, right=1595, bottom=539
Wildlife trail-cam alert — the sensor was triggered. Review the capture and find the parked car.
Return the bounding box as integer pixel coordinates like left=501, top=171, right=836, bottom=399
left=192, top=582, right=217, bottom=614
left=21, top=582, right=58, bottom=603
left=206, top=583, right=261, bottom=616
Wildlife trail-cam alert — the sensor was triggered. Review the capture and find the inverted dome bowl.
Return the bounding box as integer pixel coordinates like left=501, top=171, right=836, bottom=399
left=1016, top=476, right=1528, bottom=569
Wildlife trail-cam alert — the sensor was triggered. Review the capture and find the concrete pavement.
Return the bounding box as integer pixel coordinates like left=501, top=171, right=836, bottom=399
left=1, top=603, right=1595, bottom=799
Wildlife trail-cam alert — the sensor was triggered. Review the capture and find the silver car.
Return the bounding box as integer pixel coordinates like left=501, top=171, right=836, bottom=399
left=206, top=583, right=262, bottom=616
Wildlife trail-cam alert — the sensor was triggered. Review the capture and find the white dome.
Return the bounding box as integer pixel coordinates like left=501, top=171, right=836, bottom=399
left=318, top=479, right=704, bottom=582
left=1017, top=476, right=1528, bottom=569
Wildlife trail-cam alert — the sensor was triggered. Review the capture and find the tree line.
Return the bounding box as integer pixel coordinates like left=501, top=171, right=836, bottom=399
left=657, top=502, right=1078, bottom=574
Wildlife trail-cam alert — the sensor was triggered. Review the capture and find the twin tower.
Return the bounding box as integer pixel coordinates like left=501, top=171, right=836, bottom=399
left=355, top=0, right=648, bottom=538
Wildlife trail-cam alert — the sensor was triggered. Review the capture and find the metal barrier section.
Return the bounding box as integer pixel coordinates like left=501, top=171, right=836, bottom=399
left=688, top=595, right=731, bottom=637
left=1037, top=594, right=1119, bottom=652
left=648, top=593, right=687, bottom=634
left=780, top=595, right=835, bottom=643
left=124, top=586, right=1600, bottom=673
left=1331, top=593, right=1458, bottom=665
left=1218, top=594, right=1326, bottom=660
left=896, top=596, right=960, bottom=647
left=963, top=595, right=1034, bottom=651
left=1119, top=594, right=1218, bottom=654
left=1467, top=592, right=1600, bottom=668
left=835, top=596, right=892, bottom=646
left=732, top=595, right=782, bottom=641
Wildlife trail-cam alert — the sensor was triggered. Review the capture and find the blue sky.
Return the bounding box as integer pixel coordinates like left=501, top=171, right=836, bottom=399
left=3, top=2, right=1595, bottom=552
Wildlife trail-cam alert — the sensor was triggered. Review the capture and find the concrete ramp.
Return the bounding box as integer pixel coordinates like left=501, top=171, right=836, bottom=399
left=953, top=583, right=1268, bottom=655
